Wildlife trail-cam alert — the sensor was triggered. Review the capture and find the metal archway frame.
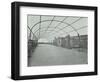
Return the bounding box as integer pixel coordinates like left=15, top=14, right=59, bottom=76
left=30, top=18, right=81, bottom=40
left=29, top=18, right=82, bottom=48
left=28, top=18, right=85, bottom=49
left=28, top=26, right=38, bottom=40
left=30, top=19, right=79, bottom=34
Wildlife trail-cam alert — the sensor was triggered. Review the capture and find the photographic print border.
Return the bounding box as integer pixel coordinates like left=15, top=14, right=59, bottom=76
left=11, top=1, right=98, bottom=80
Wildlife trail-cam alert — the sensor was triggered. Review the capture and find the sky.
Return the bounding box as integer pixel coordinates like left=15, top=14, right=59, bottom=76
left=27, top=15, right=88, bottom=41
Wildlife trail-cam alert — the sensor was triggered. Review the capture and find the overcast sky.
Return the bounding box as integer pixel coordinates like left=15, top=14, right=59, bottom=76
left=27, top=15, right=88, bottom=41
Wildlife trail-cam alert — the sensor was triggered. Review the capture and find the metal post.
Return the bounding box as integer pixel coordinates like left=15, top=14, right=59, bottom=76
left=39, top=15, right=41, bottom=39
left=78, top=33, right=81, bottom=51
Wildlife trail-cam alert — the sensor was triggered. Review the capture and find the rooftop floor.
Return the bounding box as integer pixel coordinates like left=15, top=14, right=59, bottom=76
left=28, top=44, right=88, bottom=67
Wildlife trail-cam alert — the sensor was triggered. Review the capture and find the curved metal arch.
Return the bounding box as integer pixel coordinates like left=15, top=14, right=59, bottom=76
left=34, top=25, right=68, bottom=35
left=27, top=26, right=38, bottom=40
left=48, top=25, right=87, bottom=39
left=30, top=19, right=78, bottom=34
left=42, top=17, right=68, bottom=36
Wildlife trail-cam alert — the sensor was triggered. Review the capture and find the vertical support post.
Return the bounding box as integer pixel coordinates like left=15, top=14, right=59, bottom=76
left=29, top=29, right=31, bottom=40
left=39, top=15, right=41, bottom=39
left=78, top=33, right=81, bottom=51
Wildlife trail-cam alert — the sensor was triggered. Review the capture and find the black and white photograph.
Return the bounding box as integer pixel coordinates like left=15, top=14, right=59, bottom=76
left=11, top=2, right=97, bottom=80
left=27, top=15, right=88, bottom=67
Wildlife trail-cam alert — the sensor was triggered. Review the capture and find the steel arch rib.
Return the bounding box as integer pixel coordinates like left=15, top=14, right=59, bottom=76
left=27, top=26, right=38, bottom=40
left=30, top=19, right=78, bottom=34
